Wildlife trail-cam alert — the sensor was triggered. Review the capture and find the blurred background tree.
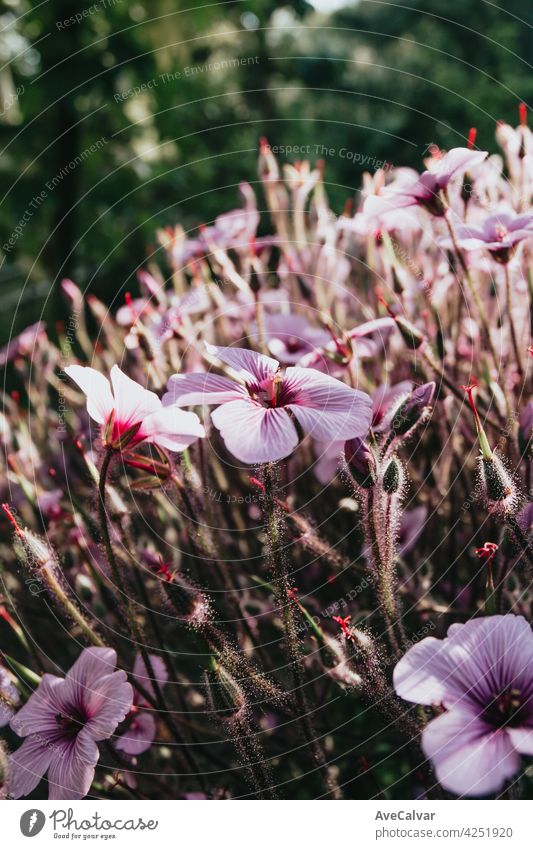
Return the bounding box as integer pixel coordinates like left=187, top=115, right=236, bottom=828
left=0, top=0, right=530, bottom=343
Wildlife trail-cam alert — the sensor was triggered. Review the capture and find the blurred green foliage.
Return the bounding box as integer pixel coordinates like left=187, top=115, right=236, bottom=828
left=0, top=0, right=531, bottom=343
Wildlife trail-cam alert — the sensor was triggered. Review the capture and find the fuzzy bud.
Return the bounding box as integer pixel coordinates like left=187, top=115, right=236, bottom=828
left=344, top=438, right=376, bottom=489
left=382, top=456, right=403, bottom=494
left=390, top=382, right=435, bottom=437
left=164, top=572, right=211, bottom=627
left=205, top=659, right=246, bottom=720
left=480, top=453, right=517, bottom=517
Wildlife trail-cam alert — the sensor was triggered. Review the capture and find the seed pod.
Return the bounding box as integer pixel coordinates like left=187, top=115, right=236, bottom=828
left=344, top=438, right=376, bottom=489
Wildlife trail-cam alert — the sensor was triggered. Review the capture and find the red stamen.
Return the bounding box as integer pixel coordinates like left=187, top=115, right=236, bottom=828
left=460, top=380, right=479, bottom=416
left=2, top=504, right=24, bottom=538
left=475, top=542, right=498, bottom=561
left=11, top=390, right=20, bottom=403
left=125, top=291, right=133, bottom=307
left=467, top=127, right=477, bottom=149
left=249, top=476, right=265, bottom=492
left=519, top=103, right=527, bottom=127
left=156, top=556, right=174, bottom=582
left=332, top=614, right=352, bottom=639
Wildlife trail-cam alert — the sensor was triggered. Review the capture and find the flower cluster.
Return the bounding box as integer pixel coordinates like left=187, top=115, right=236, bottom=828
left=1, top=108, right=533, bottom=800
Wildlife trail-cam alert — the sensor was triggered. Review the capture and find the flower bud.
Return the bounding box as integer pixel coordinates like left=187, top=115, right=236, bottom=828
left=382, top=456, right=403, bottom=494
left=205, top=659, right=246, bottom=720
left=258, top=137, right=279, bottom=183
left=344, top=438, right=376, bottom=489
left=480, top=453, right=517, bottom=517
left=390, top=382, right=435, bottom=437
left=394, top=315, right=425, bottom=350
left=164, top=572, right=211, bottom=627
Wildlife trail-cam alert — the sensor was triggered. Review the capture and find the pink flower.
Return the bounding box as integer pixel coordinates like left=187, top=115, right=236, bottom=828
left=450, top=211, right=533, bottom=264
left=164, top=344, right=372, bottom=464
left=364, top=147, right=487, bottom=218
left=394, top=615, right=533, bottom=797
left=250, top=313, right=330, bottom=364
left=65, top=364, right=205, bottom=452
left=116, top=654, right=168, bottom=756
left=9, top=647, right=133, bottom=800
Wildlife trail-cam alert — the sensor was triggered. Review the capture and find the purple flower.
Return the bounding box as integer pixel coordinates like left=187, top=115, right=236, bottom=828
left=116, top=654, right=168, bottom=756
left=250, top=313, right=330, bottom=364
left=451, top=211, right=533, bottom=263
left=394, top=615, right=533, bottom=797
left=9, top=647, right=133, bottom=800
left=164, top=344, right=372, bottom=464
left=365, top=148, right=487, bottom=218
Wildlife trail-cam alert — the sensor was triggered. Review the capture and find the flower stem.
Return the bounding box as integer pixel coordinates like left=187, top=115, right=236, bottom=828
left=506, top=516, right=533, bottom=569
left=262, top=463, right=343, bottom=799
left=98, top=449, right=203, bottom=782
left=366, top=487, right=401, bottom=656
left=504, top=264, right=524, bottom=382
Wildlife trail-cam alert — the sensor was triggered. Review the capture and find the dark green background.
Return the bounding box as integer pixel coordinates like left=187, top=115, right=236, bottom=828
left=1, top=0, right=531, bottom=343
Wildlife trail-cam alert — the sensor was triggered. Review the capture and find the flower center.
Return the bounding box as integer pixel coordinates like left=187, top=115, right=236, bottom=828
left=285, top=337, right=303, bottom=354
left=483, top=687, right=524, bottom=728
left=246, top=372, right=295, bottom=409
left=493, top=224, right=508, bottom=242
left=55, top=707, right=88, bottom=739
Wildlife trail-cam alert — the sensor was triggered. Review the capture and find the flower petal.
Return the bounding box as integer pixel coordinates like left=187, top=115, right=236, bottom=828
left=47, top=733, right=99, bottom=800
left=110, top=365, right=161, bottom=427
left=435, top=148, right=488, bottom=187
left=210, top=399, right=298, bottom=463
left=422, top=709, right=519, bottom=797
left=507, top=727, right=533, bottom=755
left=142, top=406, right=205, bottom=452
left=133, top=654, right=168, bottom=703
left=9, top=734, right=55, bottom=799
left=285, top=368, right=372, bottom=443
left=393, top=637, right=466, bottom=708
left=115, top=712, right=156, bottom=756
left=205, top=343, right=279, bottom=384
left=10, top=674, right=66, bottom=738
left=83, top=672, right=133, bottom=742
left=64, top=365, right=114, bottom=425
left=164, top=372, right=245, bottom=407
